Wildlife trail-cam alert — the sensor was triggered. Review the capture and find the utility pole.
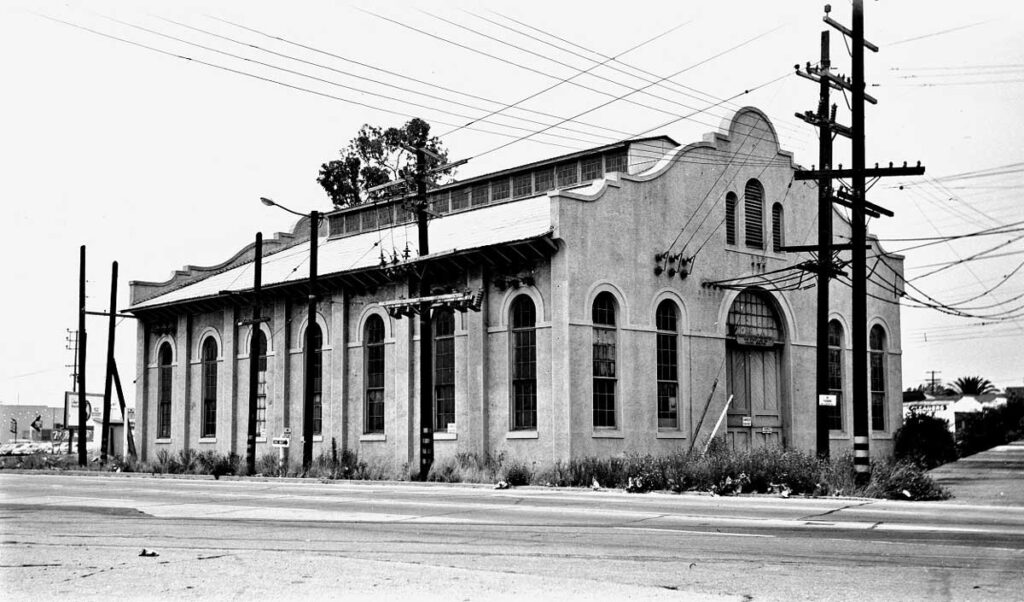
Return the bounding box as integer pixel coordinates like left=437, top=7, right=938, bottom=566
left=302, top=211, right=319, bottom=472
left=795, top=1, right=925, bottom=481
left=65, top=329, right=80, bottom=394
left=367, top=144, right=467, bottom=481
left=850, top=0, right=871, bottom=484
left=100, top=261, right=118, bottom=463
left=814, top=30, right=834, bottom=458
left=77, top=245, right=88, bottom=466
left=927, top=370, right=942, bottom=394
left=414, top=145, right=434, bottom=481
left=245, top=233, right=263, bottom=476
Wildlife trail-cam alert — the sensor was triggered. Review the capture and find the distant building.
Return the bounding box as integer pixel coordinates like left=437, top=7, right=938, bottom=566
left=903, top=393, right=1009, bottom=434
left=0, top=404, right=60, bottom=445
left=127, top=107, right=905, bottom=471
left=0, top=397, right=131, bottom=457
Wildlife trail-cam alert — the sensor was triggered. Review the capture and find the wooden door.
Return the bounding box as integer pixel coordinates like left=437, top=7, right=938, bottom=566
left=726, top=345, right=783, bottom=450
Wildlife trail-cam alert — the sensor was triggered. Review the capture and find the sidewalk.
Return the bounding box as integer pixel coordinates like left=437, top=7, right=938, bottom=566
left=929, top=439, right=1024, bottom=506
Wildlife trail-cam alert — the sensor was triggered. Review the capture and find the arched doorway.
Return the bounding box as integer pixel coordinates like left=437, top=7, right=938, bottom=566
left=725, top=289, right=786, bottom=449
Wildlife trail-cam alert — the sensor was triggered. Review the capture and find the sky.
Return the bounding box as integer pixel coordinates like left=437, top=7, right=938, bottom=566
left=1, top=0, right=1022, bottom=408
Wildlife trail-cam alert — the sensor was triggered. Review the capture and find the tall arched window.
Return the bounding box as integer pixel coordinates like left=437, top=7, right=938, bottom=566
left=592, top=292, right=617, bottom=428
left=744, top=179, right=764, bottom=249
left=725, top=192, right=738, bottom=246
left=510, top=296, right=537, bottom=431
left=772, top=202, right=784, bottom=253
left=200, top=337, right=218, bottom=438
left=157, top=342, right=173, bottom=439
left=656, top=300, right=679, bottom=429
left=364, top=315, right=386, bottom=434
left=255, top=330, right=269, bottom=437
left=306, top=323, right=323, bottom=436
left=870, top=325, right=887, bottom=431
left=827, top=320, right=844, bottom=430
left=433, top=309, right=455, bottom=431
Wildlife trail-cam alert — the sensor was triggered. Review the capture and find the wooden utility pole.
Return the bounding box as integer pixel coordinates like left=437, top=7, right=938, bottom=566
left=795, top=1, right=925, bottom=482
left=414, top=145, right=434, bottom=481
left=245, top=233, right=263, bottom=475
left=77, top=245, right=87, bottom=466
left=367, top=144, right=467, bottom=481
left=850, top=0, right=871, bottom=482
left=100, top=261, right=118, bottom=463
left=302, top=212, right=319, bottom=472
left=815, top=30, right=834, bottom=458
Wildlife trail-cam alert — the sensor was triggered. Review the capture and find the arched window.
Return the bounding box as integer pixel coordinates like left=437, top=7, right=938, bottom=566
left=364, top=315, right=386, bottom=434
left=725, top=192, right=738, bottom=246
left=772, top=203, right=784, bottom=252
left=870, top=325, right=887, bottom=431
left=592, top=292, right=617, bottom=428
left=744, top=179, right=764, bottom=249
left=305, top=324, right=323, bottom=436
left=656, top=300, right=679, bottom=429
left=255, top=330, right=269, bottom=438
left=827, top=320, right=844, bottom=430
left=510, top=296, right=537, bottom=431
left=157, top=342, right=173, bottom=439
left=433, top=309, right=455, bottom=432
left=201, top=337, right=218, bottom=438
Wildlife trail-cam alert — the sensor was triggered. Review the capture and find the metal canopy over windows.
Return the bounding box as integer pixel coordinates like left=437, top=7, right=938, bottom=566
left=726, top=290, right=781, bottom=347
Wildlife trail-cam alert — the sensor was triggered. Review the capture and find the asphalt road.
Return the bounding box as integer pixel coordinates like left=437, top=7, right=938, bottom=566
left=2, top=473, right=1022, bottom=601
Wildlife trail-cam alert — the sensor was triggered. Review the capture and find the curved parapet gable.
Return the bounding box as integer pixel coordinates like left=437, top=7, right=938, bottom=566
left=130, top=216, right=321, bottom=307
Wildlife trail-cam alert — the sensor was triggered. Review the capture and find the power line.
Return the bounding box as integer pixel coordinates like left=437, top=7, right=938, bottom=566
left=483, top=10, right=812, bottom=141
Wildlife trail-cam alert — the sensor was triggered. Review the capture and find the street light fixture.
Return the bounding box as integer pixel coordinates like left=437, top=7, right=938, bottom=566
left=261, top=196, right=319, bottom=473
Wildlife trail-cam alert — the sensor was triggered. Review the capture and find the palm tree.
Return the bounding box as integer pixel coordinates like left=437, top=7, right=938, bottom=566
left=952, top=376, right=997, bottom=395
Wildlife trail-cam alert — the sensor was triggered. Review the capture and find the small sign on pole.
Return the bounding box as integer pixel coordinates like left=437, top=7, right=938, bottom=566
left=271, top=437, right=290, bottom=448
left=818, top=394, right=838, bottom=407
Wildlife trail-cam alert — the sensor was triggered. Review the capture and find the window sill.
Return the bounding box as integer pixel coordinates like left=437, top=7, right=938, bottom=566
left=655, top=431, right=686, bottom=439
left=155, top=438, right=172, bottom=444
left=256, top=437, right=267, bottom=443
left=506, top=430, right=538, bottom=439
left=198, top=438, right=217, bottom=444
left=313, top=435, right=324, bottom=442
left=360, top=433, right=386, bottom=442
left=592, top=430, right=624, bottom=439
left=435, top=432, right=457, bottom=441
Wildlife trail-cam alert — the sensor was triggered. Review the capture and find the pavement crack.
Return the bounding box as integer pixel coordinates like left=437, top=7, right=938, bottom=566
left=799, top=501, right=872, bottom=521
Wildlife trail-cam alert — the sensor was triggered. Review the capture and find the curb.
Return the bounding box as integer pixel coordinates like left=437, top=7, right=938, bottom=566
left=0, top=468, right=897, bottom=501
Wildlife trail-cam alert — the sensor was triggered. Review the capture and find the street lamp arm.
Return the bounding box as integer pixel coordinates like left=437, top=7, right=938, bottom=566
left=259, top=197, right=308, bottom=218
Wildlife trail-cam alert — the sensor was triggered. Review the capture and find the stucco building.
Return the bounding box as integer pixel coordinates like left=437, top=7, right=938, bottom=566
left=128, top=107, right=904, bottom=471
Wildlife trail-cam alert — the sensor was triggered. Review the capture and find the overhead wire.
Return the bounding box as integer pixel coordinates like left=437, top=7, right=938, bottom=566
left=483, top=9, right=811, bottom=141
